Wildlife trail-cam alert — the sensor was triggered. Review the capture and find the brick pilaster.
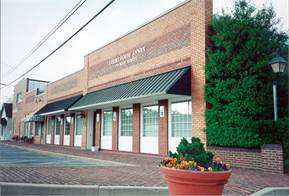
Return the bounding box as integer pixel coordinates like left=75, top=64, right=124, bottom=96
left=261, top=144, right=284, bottom=175
left=112, top=107, right=119, bottom=151
left=69, top=113, right=75, bottom=146
left=158, top=100, right=168, bottom=155
left=132, top=104, right=141, bottom=153
left=95, top=109, right=102, bottom=147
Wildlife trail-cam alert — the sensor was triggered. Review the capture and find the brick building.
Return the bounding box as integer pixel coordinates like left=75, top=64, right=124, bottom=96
left=11, top=0, right=212, bottom=156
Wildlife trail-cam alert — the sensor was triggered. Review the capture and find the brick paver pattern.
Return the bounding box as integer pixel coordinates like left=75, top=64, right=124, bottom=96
left=1, top=141, right=289, bottom=195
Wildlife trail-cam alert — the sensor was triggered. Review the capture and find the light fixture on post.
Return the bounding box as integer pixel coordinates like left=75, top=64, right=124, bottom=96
left=268, top=54, right=287, bottom=121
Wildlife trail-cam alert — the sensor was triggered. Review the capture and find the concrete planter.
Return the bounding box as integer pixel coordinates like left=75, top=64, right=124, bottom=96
left=91, top=146, right=99, bottom=152
left=161, top=166, right=231, bottom=195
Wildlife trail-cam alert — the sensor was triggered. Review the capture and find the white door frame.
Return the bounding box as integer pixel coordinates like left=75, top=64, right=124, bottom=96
left=86, top=111, right=94, bottom=150
left=101, top=109, right=112, bottom=150
left=46, top=117, right=51, bottom=144
left=140, top=103, right=158, bottom=154
left=54, top=116, right=60, bottom=145
left=63, top=115, right=71, bottom=146
left=118, top=106, right=133, bottom=152
left=74, top=113, right=82, bottom=147
left=168, top=98, right=192, bottom=153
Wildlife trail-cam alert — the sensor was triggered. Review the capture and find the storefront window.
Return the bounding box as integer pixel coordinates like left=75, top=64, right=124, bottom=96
left=143, top=105, right=158, bottom=137
left=75, top=115, right=82, bottom=135
left=65, top=116, right=71, bottom=135
left=103, top=111, right=112, bottom=136
left=121, top=108, right=133, bottom=136
left=24, top=122, right=28, bottom=135
left=55, top=117, right=61, bottom=135
left=35, top=122, right=41, bottom=136
left=171, top=100, right=192, bottom=137
left=30, top=122, right=34, bottom=136
left=47, top=117, right=52, bottom=135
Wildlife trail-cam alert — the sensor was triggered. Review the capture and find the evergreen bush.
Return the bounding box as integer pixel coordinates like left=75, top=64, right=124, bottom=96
left=204, top=0, right=288, bottom=173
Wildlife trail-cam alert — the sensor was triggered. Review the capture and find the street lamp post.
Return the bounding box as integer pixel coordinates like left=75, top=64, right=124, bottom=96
left=268, top=54, right=287, bottom=121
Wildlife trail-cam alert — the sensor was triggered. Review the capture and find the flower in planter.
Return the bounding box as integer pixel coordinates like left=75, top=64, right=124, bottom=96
left=159, top=137, right=230, bottom=172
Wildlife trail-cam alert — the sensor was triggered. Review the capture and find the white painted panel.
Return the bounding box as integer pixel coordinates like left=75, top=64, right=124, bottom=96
left=140, top=137, right=158, bottom=154
left=74, top=135, right=81, bottom=147
left=86, top=111, right=94, bottom=150
left=63, top=135, right=70, bottom=146
left=54, top=135, right=60, bottom=145
left=119, top=137, right=132, bottom=151
left=101, top=136, right=112, bottom=150
left=46, top=135, right=51, bottom=144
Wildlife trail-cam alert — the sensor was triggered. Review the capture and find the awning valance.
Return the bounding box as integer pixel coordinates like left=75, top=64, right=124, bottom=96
left=69, top=66, right=191, bottom=111
left=34, top=95, right=82, bottom=116
left=21, top=111, right=44, bottom=122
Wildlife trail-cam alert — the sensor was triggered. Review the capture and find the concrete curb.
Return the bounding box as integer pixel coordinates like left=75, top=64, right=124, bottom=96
left=1, top=143, right=136, bottom=166
left=1, top=183, right=169, bottom=196
left=249, top=187, right=289, bottom=196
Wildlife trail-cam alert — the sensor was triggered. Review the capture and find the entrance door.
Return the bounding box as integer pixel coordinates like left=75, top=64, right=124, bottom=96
left=74, top=114, right=82, bottom=147
left=63, top=116, right=71, bottom=146
left=54, top=116, right=60, bottom=145
left=101, top=110, right=112, bottom=150
left=119, top=108, right=133, bottom=151
left=40, top=123, right=44, bottom=144
left=46, top=117, right=52, bottom=144
left=169, top=100, right=192, bottom=153
left=140, top=105, right=158, bottom=154
left=86, top=111, right=94, bottom=150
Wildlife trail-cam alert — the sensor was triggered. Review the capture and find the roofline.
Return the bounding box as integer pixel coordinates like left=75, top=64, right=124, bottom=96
left=85, top=0, right=191, bottom=56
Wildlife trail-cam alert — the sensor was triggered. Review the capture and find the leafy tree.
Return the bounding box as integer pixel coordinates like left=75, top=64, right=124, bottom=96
left=204, top=0, right=288, bottom=148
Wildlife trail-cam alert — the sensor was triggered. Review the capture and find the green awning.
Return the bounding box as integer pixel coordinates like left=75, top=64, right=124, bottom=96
left=69, top=67, right=191, bottom=111
left=35, top=95, right=82, bottom=116
left=21, top=111, right=44, bottom=122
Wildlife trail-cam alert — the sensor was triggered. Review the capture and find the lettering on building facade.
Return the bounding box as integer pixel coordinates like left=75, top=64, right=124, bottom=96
left=88, top=24, right=190, bottom=80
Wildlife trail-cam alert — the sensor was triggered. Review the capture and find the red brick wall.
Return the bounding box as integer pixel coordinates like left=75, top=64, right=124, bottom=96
left=70, top=113, right=75, bottom=146
left=112, top=107, right=119, bottom=151
left=261, top=144, right=284, bottom=175
left=132, top=104, right=140, bottom=153
left=208, top=145, right=284, bottom=175
left=158, top=100, right=168, bottom=155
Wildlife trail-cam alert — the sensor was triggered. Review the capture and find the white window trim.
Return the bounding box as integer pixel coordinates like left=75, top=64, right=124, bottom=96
left=141, top=102, right=158, bottom=138
left=118, top=105, right=133, bottom=138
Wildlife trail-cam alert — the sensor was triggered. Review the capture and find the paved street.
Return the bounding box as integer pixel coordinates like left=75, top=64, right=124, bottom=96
left=1, top=145, right=108, bottom=167
left=1, top=141, right=289, bottom=195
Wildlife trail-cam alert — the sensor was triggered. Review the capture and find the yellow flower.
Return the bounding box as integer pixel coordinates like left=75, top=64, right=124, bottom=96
left=188, top=161, right=193, bottom=166
left=208, top=167, right=212, bottom=172
left=200, top=167, right=204, bottom=171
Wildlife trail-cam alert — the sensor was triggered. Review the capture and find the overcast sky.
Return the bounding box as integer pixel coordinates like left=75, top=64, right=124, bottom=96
left=1, top=0, right=288, bottom=104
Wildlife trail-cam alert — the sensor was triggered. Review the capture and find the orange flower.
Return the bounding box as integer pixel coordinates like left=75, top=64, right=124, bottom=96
left=172, top=167, right=176, bottom=169
left=208, top=167, right=212, bottom=171
left=188, top=161, right=193, bottom=166
left=194, top=162, right=197, bottom=166
left=226, top=163, right=230, bottom=168
left=216, top=158, right=221, bottom=162
left=181, top=161, right=187, bottom=166
left=166, top=163, right=171, bottom=167
left=170, top=158, right=177, bottom=164
left=165, top=158, right=168, bottom=162
left=180, top=165, right=184, bottom=169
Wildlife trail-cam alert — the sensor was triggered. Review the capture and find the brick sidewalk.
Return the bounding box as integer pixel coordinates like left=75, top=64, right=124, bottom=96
left=1, top=141, right=289, bottom=195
